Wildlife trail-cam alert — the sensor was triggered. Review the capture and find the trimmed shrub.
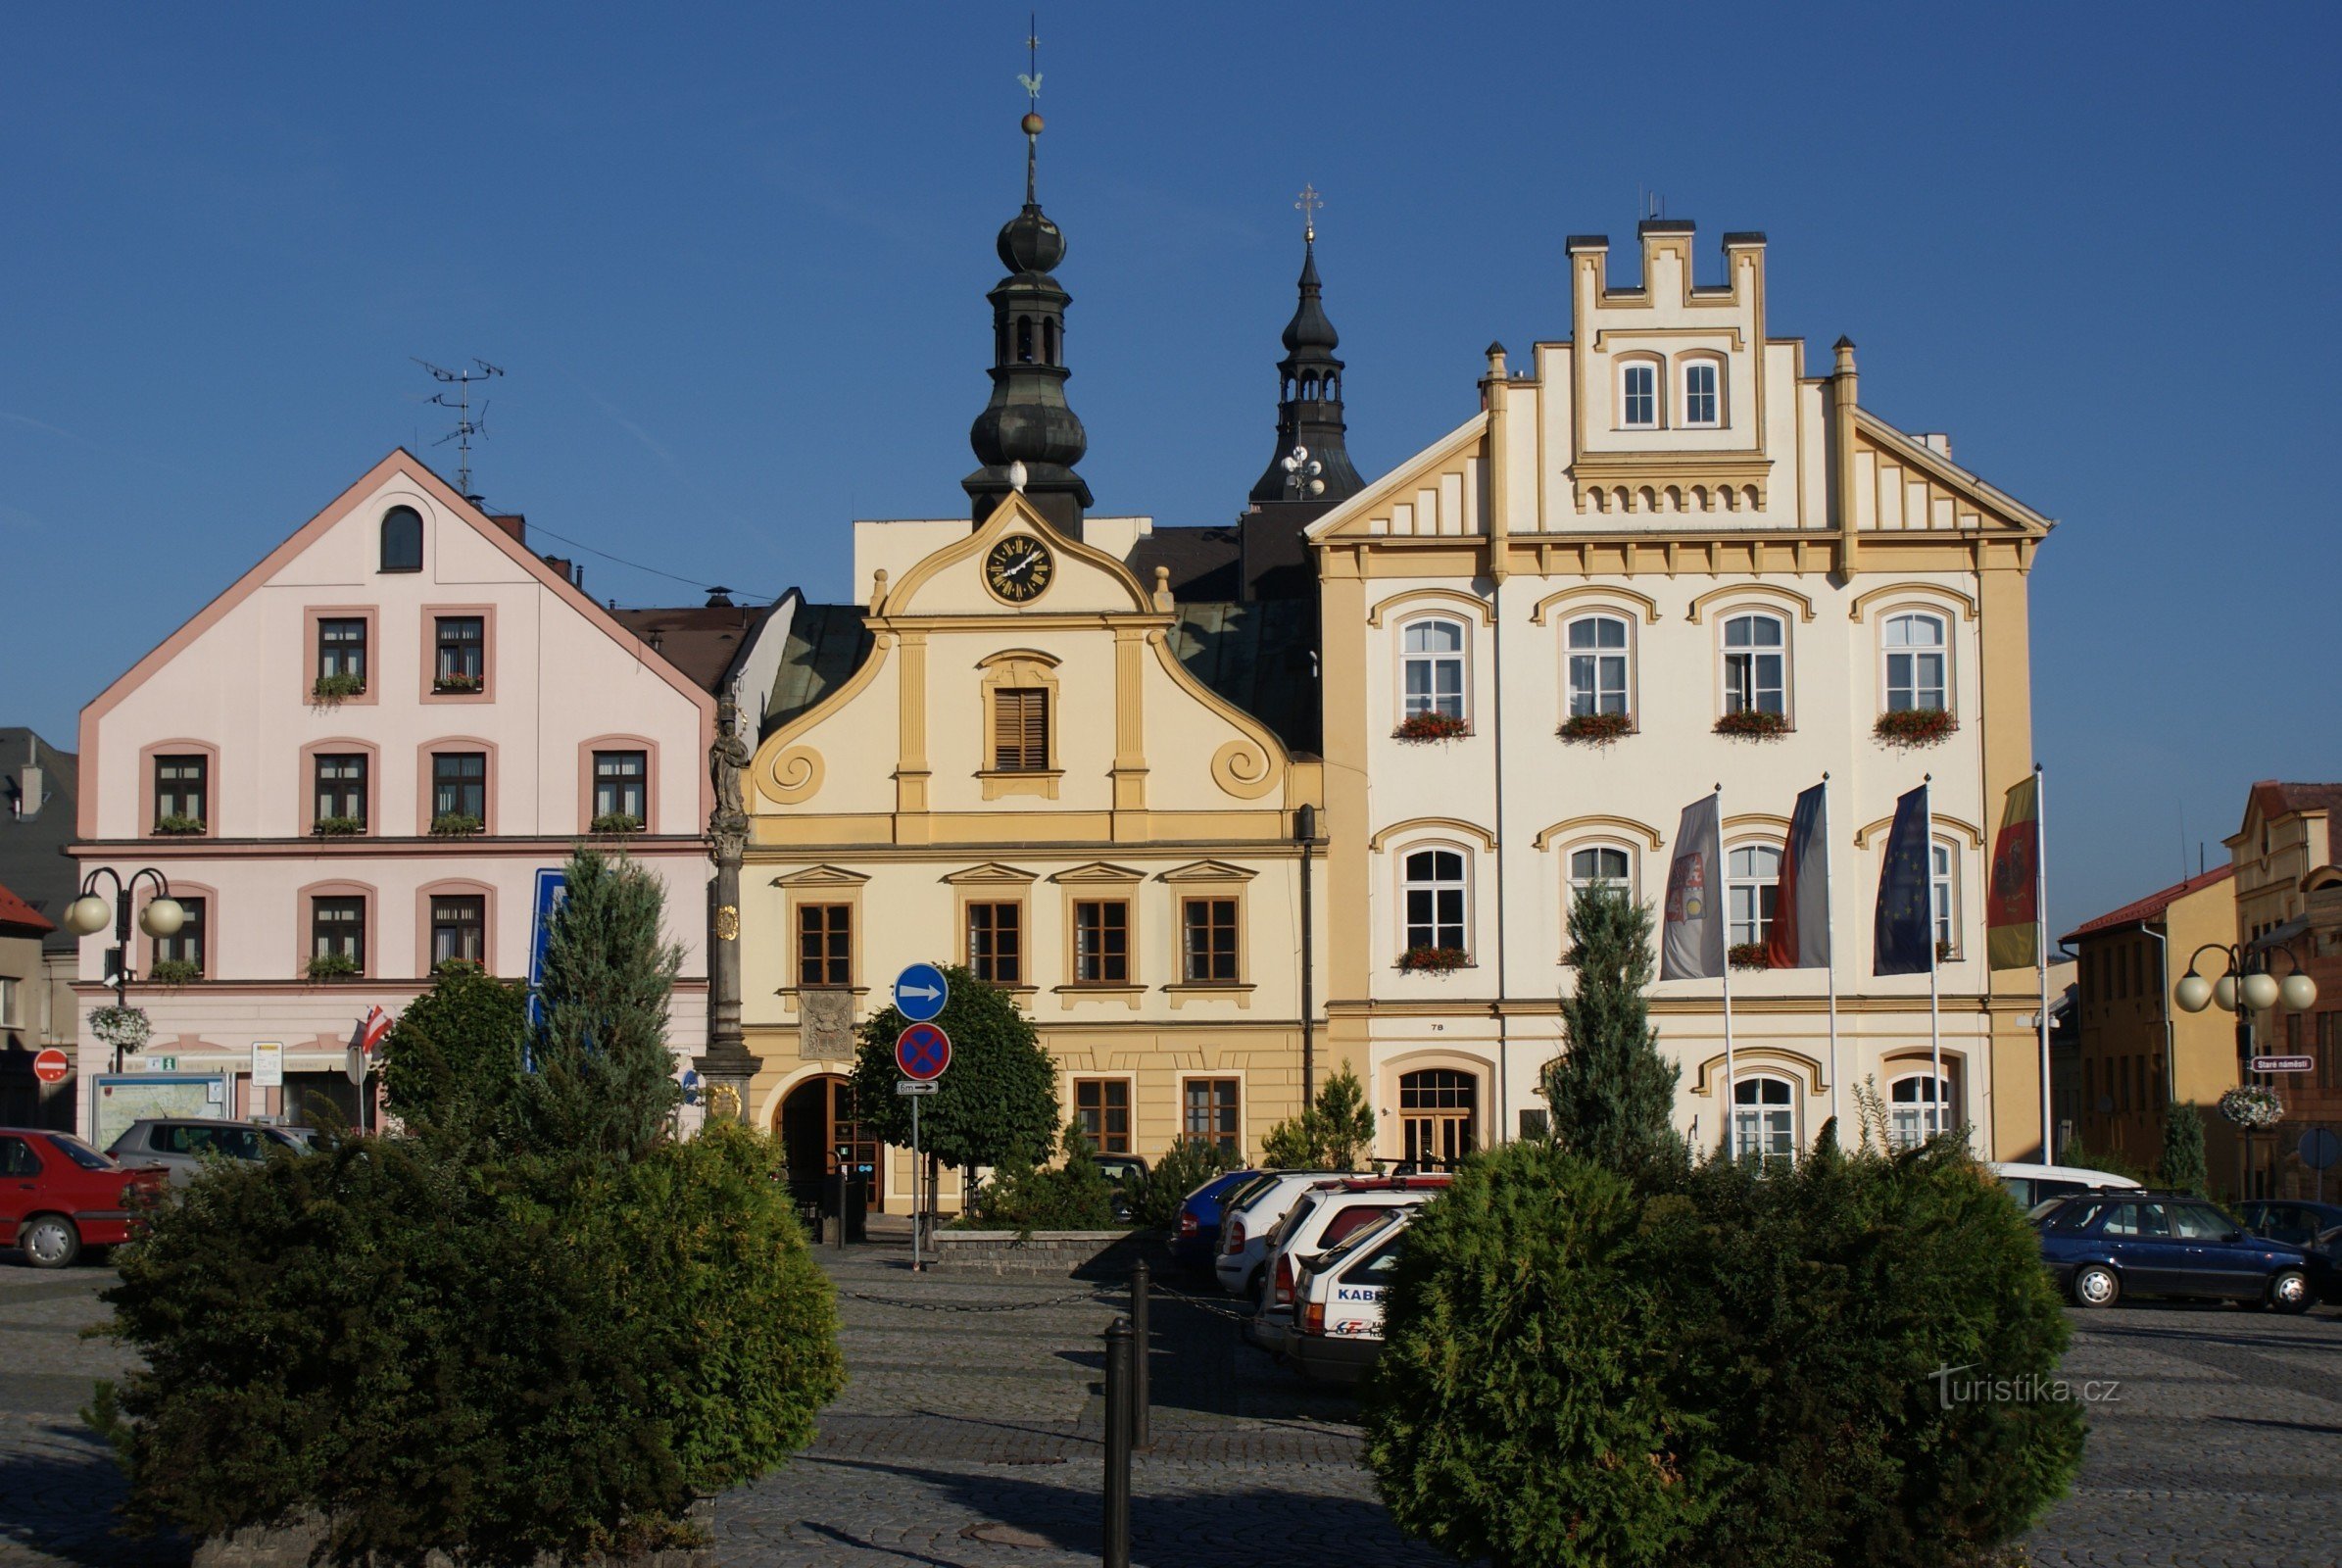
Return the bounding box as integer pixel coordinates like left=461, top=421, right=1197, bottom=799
left=964, top=1122, right=1119, bottom=1231
left=378, top=961, right=527, bottom=1140
left=2158, top=1101, right=2208, bottom=1194
left=1260, top=1066, right=1378, bottom=1171
left=1128, top=1136, right=1239, bottom=1231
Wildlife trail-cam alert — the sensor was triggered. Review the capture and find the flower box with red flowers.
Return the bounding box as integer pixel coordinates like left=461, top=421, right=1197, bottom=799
left=1398, top=945, right=1470, bottom=975
left=432, top=672, right=484, bottom=695
left=1729, top=942, right=1775, bottom=971
left=1713, top=710, right=1790, bottom=740
left=1393, top=711, right=1471, bottom=744
left=1558, top=711, right=1634, bottom=746
left=1874, top=708, right=1959, bottom=749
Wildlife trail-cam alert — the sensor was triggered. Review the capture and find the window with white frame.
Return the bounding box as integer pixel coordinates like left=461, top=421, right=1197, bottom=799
left=1621, top=362, right=1658, bottom=428
left=1683, top=360, right=1720, bottom=426
left=1722, top=612, right=1786, bottom=715
left=1401, top=619, right=1466, bottom=721
left=1932, top=842, right=1958, bottom=956
left=1402, top=848, right=1469, bottom=956
left=1728, top=844, right=1781, bottom=948
left=1882, top=612, right=1948, bottom=711
left=1564, top=614, right=1631, bottom=718
left=1732, top=1076, right=1796, bottom=1160
left=1568, top=845, right=1632, bottom=901
left=1890, top=1073, right=1952, bottom=1148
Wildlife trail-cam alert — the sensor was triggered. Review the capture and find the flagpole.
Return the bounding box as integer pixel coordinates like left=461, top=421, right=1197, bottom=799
left=2034, top=762, right=2052, bottom=1160
left=1718, top=782, right=1736, bottom=1157
left=1823, top=773, right=1840, bottom=1136
left=1926, top=774, right=1943, bottom=1141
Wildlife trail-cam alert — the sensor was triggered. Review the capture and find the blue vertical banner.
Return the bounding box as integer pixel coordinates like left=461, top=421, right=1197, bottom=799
left=1873, top=784, right=1933, bottom=976
left=524, top=867, right=567, bottom=1062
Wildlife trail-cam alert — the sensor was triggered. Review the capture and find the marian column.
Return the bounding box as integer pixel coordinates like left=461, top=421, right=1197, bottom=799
left=696, top=700, right=759, bottom=1122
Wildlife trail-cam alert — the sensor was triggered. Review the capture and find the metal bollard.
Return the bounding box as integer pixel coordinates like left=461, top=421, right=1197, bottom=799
left=1129, top=1260, right=1151, bottom=1449
left=1102, top=1314, right=1132, bottom=1568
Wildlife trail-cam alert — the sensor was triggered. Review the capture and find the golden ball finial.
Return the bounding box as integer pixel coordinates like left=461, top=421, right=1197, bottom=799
left=1022, top=111, right=1045, bottom=135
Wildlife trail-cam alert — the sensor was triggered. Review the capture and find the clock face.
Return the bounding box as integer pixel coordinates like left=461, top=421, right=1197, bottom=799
left=984, top=534, right=1054, bottom=604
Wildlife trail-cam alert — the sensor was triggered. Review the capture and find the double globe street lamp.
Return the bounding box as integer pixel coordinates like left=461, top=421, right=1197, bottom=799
left=2173, top=940, right=2318, bottom=1197
left=62, top=866, right=186, bottom=1072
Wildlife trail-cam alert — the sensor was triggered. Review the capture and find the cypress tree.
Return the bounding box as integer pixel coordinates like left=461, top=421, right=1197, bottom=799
left=512, top=847, right=685, bottom=1160
left=1540, top=885, right=1683, bottom=1179
left=2158, top=1101, right=2208, bottom=1194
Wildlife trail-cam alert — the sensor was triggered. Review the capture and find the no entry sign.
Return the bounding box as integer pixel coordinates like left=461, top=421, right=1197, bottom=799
left=895, top=1022, right=951, bottom=1082
left=31, top=1048, right=70, bottom=1085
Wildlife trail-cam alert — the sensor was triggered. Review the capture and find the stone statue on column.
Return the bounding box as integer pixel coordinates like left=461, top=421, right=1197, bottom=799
left=696, top=700, right=759, bottom=1123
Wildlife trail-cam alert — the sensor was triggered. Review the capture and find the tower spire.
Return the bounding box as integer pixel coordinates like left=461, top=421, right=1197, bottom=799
left=1248, top=187, right=1361, bottom=507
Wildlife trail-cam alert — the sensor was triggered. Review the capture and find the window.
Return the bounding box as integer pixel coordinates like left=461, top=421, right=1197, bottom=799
left=154, top=896, right=205, bottom=975
left=1184, top=1078, right=1241, bottom=1154
left=434, top=616, right=485, bottom=691
left=430, top=895, right=486, bottom=967
left=1889, top=1073, right=1952, bottom=1149
left=1401, top=618, right=1467, bottom=720
left=1683, top=360, right=1720, bottom=426
left=312, top=897, right=365, bottom=972
left=2321, top=1013, right=2339, bottom=1091
left=1074, top=1079, right=1132, bottom=1153
left=1399, top=1068, right=1478, bottom=1167
left=1883, top=612, right=1947, bottom=711
left=592, top=750, right=648, bottom=822
left=379, top=506, right=422, bottom=572
left=1621, top=362, right=1658, bottom=428
left=1569, top=846, right=1632, bottom=900
left=314, top=754, right=367, bottom=829
left=1073, top=900, right=1129, bottom=984
left=0, top=976, right=17, bottom=1028
left=1728, top=845, right=1781, bottom=948
left=1403, top=849, right=1468, bottom=954
left=1732, top=1076, right=1796, bottom=1160
left=431, top=752, right=486, bottom=823
left=1722, top=613, right=1786, bottom=715
left=0, top=1135, right=40, bottom=1176
left=154, top=754, right=208, bottom=830
left=1932, top=842, right=1958, bottom=956
left=992, top=688, right=1049, bottom=771
left=798, top=904, right=851, bottom=987
left=965, top=902, right=1023, bottom=985
left=317, top=617, right=367, bottom=687
left=1182, top=898, right=1239, bottom=983
left=1565, top=615, right=1631, bottom=717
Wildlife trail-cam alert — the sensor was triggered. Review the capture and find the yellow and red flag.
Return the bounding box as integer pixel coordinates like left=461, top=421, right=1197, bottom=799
left=1986, top=775, right=2041, bottom=970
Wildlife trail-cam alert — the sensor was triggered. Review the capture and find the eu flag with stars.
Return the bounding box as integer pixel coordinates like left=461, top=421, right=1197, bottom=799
left=1873, top=784, right=1933, bottom=976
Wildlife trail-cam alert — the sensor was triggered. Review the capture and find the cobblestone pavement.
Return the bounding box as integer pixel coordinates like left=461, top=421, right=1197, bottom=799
left=4, top=1238, right=2339, bottom=1566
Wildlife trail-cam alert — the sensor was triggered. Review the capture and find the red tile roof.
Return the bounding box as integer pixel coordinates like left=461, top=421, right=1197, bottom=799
left=0, top=879, right=55, bottom=935
left=2062, top=865, right=2233, bottom=945
left=2249, top=780, right=2342, bottom=824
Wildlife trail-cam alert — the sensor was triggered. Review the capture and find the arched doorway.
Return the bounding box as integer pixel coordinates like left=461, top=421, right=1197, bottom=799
left=1398, top=1068, right=1479, bottom=1169
left=776, top=1075, right=881, bottom=1210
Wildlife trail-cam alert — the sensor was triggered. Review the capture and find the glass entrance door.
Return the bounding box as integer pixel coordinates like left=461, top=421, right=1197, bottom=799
left=1399, top=1069, right=1478, bottom=1169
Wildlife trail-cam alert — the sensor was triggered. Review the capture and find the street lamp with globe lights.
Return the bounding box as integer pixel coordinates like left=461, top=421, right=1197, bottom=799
left=61, top=867, right=185, bottom=1071
left=2173, top=939, right=2318, bottom=1195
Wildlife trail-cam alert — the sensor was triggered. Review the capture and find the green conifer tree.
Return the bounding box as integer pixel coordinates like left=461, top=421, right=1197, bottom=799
left=2158, top=1101, right=2209, bottom=1194
left=512, top=848, right=684, bottom=1161
left=1260, top=1066, right=1379, bottom=1168
left=1540, top=885, right=1683, bottom=1178
left=378, top=960, right=526, bottom=1141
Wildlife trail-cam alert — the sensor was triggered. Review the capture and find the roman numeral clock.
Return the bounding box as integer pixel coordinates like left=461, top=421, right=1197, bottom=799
left=984, top=534, right=1054, bottom=604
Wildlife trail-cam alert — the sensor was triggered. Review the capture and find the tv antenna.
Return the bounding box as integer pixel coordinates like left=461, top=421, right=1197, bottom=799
left=414, top=358, right=504, bottom=499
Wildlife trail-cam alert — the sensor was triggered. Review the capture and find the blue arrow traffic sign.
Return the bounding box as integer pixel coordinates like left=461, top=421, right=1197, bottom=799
left=894, top=962, right=950, bottom=1023
left=896, top=1022, right=951, bottom=1082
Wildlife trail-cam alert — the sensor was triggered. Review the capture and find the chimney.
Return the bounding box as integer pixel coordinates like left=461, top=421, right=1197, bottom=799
left=539, top=555, right=583, bottom=590
left=490, top=513, right=527, bottom=546
left=15, top=735, right=40, bottom=820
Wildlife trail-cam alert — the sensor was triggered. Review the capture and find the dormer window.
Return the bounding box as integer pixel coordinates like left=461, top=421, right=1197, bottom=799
left=1683, top=361, right=1720, bottom=426
left=1621, top=363, right=1658, bottom=428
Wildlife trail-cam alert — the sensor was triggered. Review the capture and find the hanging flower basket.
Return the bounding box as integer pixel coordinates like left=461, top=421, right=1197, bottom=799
left=91, top=1004, right=152, bottom=1052
left=1729, top=943, right=1775, bottom=971
left=1875, top=708, right=1960, bottom=750
left=1393, top=711, right=1471, bottom=744
left=1398, top=945, right=1470, bottom=975
left=1558, top=712, right=1634, bottom=747
left=2218, top=1085, right=2284, bottom=1128
left=1713, top=710, right=1790, bottom=741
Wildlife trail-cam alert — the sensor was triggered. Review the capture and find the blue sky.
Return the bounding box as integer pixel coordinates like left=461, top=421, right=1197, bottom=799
left=5, top=3, right=2336, bottom=933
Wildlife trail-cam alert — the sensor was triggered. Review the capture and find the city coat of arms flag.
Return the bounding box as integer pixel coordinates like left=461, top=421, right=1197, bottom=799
left=1660, top=793, right=1726, bottom=981
left=1873, top=784, right=1934, bottom=976
left=1985, top=774, right=2042, bottom=970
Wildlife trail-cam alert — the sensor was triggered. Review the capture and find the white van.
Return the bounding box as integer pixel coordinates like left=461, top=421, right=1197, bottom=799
left=1986, top=1160, right=2142, bottom=1211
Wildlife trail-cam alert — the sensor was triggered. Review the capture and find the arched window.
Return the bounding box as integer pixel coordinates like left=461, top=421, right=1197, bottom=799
left=1015, top=316, right=1034, bottom=364
left=1568, top=845, right=1632, bottom=901
left=1043, top=318, right=1059, bottom=366
left=1722, top=612, right=1786, bottom=715
left=1882, top=612, right=1948, bottom=711
left=379, top=506, right=422, bottom=573
left=1398, top=1068, right=1478, bottom=1168
left=1401, top=618, right=1466, bottom=720
left=1620, top=361, right=1659, bottom=428
left=1728, top=844, right=1781, bottom=948
left=1932, top=841, right=1959, bottom=957
left=1683, top=360, right=1722, bottom=426
left=1732, top=1075, right=1796, bottom=1160
left=1402, top=848, right=1468, bottom=956
left=1564, top=613, right=1632, bottom=717
left=1890, top=1072, right=1954, bottom=1148
left=1326, top=374, right=1341, bottom=401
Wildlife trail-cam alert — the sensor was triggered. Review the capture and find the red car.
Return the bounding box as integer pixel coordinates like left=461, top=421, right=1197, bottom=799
left=0, top=1127, right=167, bottom=1268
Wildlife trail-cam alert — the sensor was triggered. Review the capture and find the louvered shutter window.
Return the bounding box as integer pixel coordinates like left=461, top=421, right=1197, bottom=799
left=994, top=688, right=1049, bottom=771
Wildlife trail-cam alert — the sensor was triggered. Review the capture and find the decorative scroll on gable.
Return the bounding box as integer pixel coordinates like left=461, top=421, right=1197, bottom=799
left=1306, top=414, right=1489, bottom=540
left=1851, top=412, right=2053, bottom=537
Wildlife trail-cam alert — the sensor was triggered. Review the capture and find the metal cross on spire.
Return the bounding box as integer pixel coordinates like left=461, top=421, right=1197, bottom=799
left=1295, top=183, right=1322, bottom=244
left=1018, top=14, right=1044, bottom=205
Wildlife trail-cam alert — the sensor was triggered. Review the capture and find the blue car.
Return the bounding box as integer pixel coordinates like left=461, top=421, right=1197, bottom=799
left=1172, top=1169, right=1261, bottom=1272
left=2237, top=1199, right=2342, bottom=1249
left=2035, top=1192, right=2314, bottom=1312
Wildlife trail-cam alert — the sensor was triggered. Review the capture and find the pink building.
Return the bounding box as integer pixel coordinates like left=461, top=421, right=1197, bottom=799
left=70, top=451, right=719, bottom=1131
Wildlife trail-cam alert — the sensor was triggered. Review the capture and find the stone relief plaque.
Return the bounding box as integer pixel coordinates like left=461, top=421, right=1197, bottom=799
left=800, top=989, right=856, bottom=1059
